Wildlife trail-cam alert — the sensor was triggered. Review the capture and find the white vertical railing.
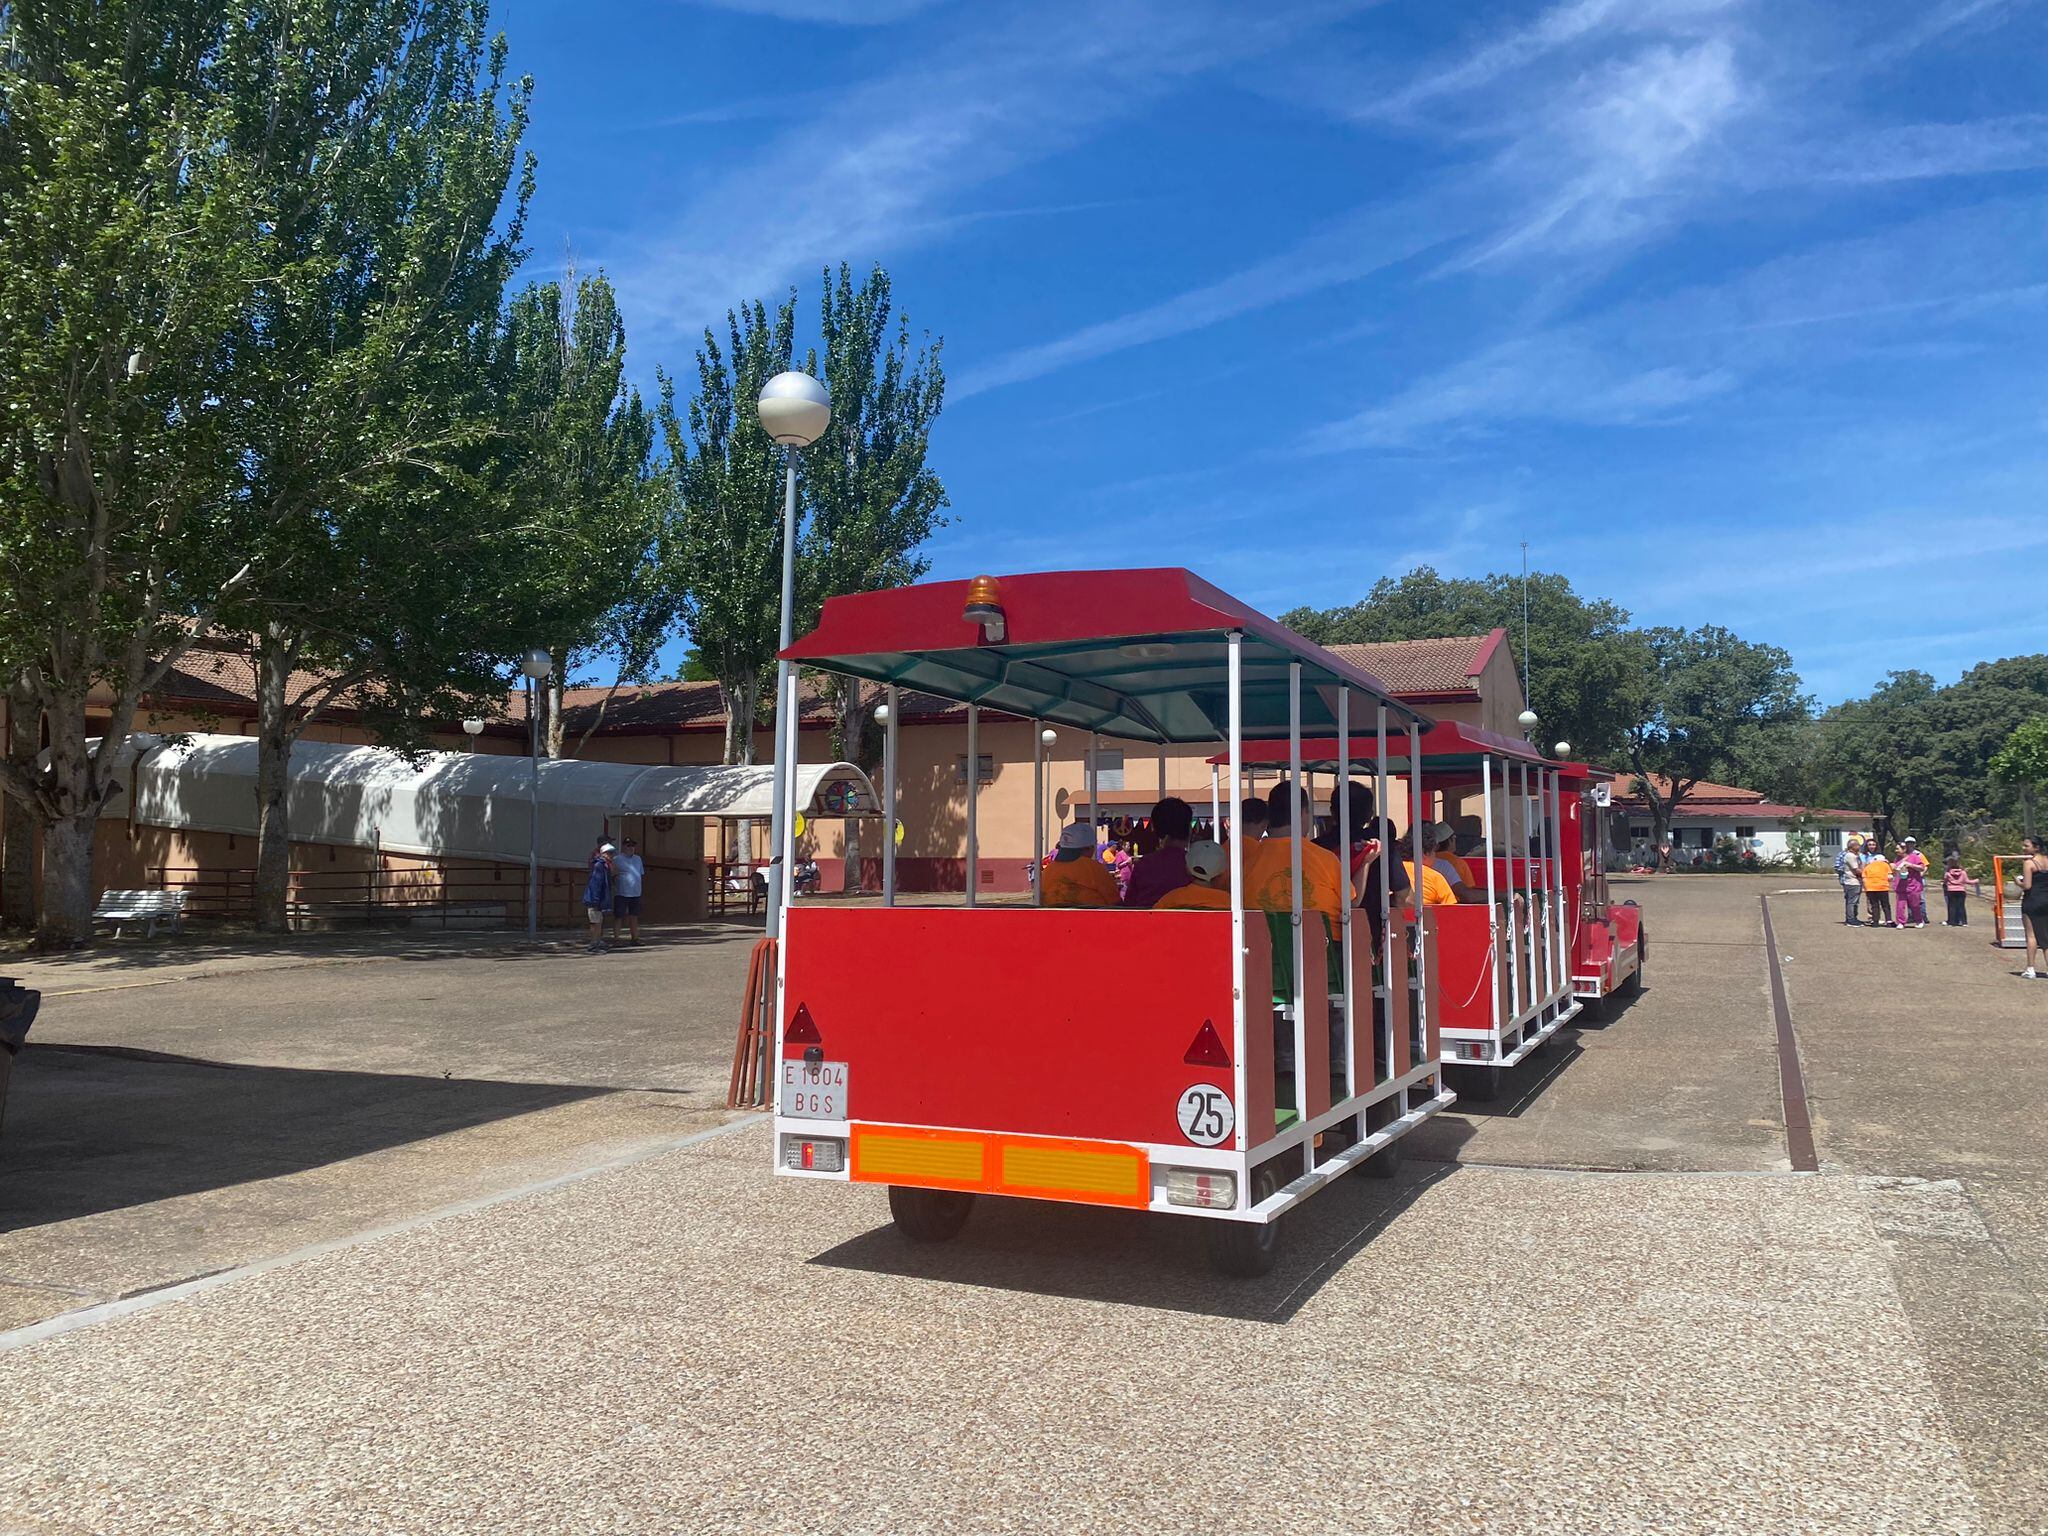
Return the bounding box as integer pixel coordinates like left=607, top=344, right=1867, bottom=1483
left=1337, top=687, right=1354, bottom=1102
left=965, top=703, right=979, bottom=908
left=1287, top=661, right=1307, bottom=1121
left=1227, top=633, right=1246, bottom=1170
left=882, top=683, right=899, bottom=906
left=1482, top=756, right=1499, bottom=1039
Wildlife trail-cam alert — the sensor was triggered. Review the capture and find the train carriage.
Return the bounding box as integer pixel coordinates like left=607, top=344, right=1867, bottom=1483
left=767, top=568, right=1452, bottom=1276
left=1208, top=726, right=1646, bottom=1100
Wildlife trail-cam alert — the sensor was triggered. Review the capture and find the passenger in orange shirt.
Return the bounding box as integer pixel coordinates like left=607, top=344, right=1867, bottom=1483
left=1154, top=839, right=1232, bottom=910
left=1244, top=781, right=1346, bottom=929
left=1041, top=822, right=1120, bottom=908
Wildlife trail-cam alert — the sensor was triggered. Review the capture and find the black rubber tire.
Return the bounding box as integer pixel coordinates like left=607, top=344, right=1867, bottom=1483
left=1454, top=1063, right=1501, bottom=1101
left=1208, top=1164, right=1283, bottom=1278
left=1626, top=930, right=1646, bottom=994
left=1359, top=1139, right=1403, bottom=1180
left=888, top=1186, right=974, bottom=1243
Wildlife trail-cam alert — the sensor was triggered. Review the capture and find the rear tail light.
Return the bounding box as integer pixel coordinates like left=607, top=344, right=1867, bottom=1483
left=781, top=1134, right=845, bottom=1173
left=1165, top=1168, right=1236, bottom=1210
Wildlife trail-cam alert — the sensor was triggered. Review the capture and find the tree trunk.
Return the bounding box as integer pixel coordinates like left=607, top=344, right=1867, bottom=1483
left=721, top=675, right=757, bottom=766
left=33, top=702, right=100, bottom=948
left=2, top=684, right=36, bottom=932
left=252, top=633, right=296, bottom=933
left=545, top=657, right=566, bottom=759
left=37, top=811, right=96, bottom=950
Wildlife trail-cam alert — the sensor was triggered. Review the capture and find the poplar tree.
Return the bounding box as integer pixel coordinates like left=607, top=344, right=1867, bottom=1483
left=493, top=273, right=664, bottom=760
left=800, top=264, right=946, bottom=889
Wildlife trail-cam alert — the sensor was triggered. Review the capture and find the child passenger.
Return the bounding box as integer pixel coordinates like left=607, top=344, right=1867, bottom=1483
left=1154, top=840, right=1232, bottom=910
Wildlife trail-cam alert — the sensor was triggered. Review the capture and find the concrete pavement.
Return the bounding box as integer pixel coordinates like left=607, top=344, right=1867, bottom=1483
left=0, top=877, right=2041, bottom=1531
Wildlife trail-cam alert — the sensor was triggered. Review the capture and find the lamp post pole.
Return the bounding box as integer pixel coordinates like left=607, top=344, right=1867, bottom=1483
left=756, top=372, right=832, bottom=940
left=521, top=647, right=552, bottom=938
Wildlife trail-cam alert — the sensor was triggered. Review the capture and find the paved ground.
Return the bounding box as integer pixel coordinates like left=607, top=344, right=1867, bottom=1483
left=1, top=925, right=760, bottom=1323
left=0, top=879, right=2040, bottom=1533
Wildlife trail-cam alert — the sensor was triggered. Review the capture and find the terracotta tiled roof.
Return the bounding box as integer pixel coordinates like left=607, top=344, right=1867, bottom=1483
left=1325, top=630, right=1504, bottom=698
left=1610, top=773, right=1764, bottom=805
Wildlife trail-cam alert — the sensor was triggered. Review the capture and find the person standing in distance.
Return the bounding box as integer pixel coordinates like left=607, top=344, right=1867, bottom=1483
left=611, top=837, right=646, bottom=945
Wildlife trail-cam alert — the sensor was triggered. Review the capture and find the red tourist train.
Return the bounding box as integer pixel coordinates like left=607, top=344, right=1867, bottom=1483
left=762, top=568, right=1640, bottom=1274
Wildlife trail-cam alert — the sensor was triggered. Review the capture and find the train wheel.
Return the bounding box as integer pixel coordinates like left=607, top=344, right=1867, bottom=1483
left=1359, top=1139, right=1403, bottom=1179
left=888, top=1186, right=974, bottom=1242
left=1208, top=1164, right=1283, bottom=1278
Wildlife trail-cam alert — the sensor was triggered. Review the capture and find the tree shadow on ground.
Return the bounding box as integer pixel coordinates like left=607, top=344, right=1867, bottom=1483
left=0, top=1046, right=609, bottom=1233
left=806, top=1117, right=1476, bottom=1325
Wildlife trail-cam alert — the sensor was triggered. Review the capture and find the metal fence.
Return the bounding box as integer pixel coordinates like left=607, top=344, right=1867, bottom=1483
left=146, top=863, right=584, bottom=931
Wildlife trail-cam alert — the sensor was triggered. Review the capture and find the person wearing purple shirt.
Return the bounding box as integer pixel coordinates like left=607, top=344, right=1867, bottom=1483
left=1124, top=796, right=1195, bottom=908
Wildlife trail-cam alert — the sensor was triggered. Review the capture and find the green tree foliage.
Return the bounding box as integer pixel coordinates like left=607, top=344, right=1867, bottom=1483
left=212, top=0, right=533, bottom=931
left=1991, top=716, right=2048, bottom=837
left=800, top=264, right=947, bottom=888
left=1624, top=625, right=1808, bottom=845
left=1787, top=655, right=2048, bottom=843
left=0, top=2, right=271, bottom=943
left=493, top=273, right=664, bottom=758
left=659, top=296, right=800, bottom=765
left=1282, top=568, right=1649, bottom=760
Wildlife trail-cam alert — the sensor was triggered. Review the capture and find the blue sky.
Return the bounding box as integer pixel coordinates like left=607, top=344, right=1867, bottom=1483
left=502, top=0, right=2048, bottom=704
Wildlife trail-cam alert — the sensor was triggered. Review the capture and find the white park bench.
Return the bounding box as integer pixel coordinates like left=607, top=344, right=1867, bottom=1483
left=92, top=888, right=188, bottom=939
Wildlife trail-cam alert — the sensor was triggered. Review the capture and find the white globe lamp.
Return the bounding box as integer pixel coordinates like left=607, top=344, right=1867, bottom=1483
left=1553, top=740, right=1571, bottom=758
left=755, top=371, right=831, bottom=448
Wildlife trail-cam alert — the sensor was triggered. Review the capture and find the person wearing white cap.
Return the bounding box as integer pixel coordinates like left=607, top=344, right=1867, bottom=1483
left=1042, top=822, right=1119, bottom=908
left=1155, top=839, right=1232, bottom=910
left=582, top=841, right=616, bottom=953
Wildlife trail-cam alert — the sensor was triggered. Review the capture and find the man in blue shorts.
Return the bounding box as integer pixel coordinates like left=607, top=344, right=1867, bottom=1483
left=611, top=836, right=646, bottom=945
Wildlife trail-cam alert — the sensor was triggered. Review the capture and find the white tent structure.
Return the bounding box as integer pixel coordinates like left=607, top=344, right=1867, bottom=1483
left=108, top=734, right=878, bottom=870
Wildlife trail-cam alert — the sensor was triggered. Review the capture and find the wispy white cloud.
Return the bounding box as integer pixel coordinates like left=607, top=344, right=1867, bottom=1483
left=605, top=1, right=1364, bottom=346
left=1746, top=113, right=2048, bottom=185
left=1306, top=332, right=1734, bottom=451
left=953, top=196, right=1470, bottom=399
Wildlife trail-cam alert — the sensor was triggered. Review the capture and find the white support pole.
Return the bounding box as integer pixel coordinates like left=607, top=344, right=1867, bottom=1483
left=1408, top=719, right=1426, bottom=1066
left=780, top=667, right=800, bottom=937
left=965, top=703, right=980, bottom=908
left=1032, top=719, right=1045, bottom=909
left=1088, top=733, right=1100, bottom=833
left=1287, top=661, right=1307, bottom=1120
left=1210, top=764, right=1221, bottom=840
left=1158, top=745, right=1167, bottom=800
left=882, top=684, right=899, bottom=907
left=1376, top=703, right=1390, bottom=1083
left=1521, top=760, right=1539, bottom=1007
left=1549, top=768, right=1569, bottom=1002
left=1482, top=754, right=1500, bottom=1039
left=1227, top=633, right=1246, bottom=1165
left=1502, top=758, right=1522, bottom=1024
left=1337, top=687, right=1354, bottom=1101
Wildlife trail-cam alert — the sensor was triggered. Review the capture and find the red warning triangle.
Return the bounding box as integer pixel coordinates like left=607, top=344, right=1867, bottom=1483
left=786, top=1003, right=822, bottom=1045
left=1184, top=1019, right=1231, bottom=1068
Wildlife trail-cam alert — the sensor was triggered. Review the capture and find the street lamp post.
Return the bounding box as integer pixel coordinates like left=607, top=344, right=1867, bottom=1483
left=756, top=371, right=831, bottom=939
left=520, top=647, right=552, bottom=937
left=461, top=718, right=484, bottom=752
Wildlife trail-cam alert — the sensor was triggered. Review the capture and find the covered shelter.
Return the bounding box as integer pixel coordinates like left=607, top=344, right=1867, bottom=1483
left=96, top=734, right=878, bottom=926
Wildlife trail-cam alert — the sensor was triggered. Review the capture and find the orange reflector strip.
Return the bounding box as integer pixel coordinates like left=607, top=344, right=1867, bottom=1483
left=849, top=1124, right=1149, bottom=1208
left=849, top=1126, right=985, bottom=1188
left=1000, top=1140, right=1147, bottom=1207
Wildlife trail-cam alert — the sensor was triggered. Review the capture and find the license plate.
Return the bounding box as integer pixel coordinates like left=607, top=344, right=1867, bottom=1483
left=780, top=1060, right=848, bottom=1120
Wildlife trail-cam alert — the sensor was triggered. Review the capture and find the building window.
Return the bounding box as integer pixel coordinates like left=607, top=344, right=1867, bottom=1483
left=953, top=754, right=994, bottom=785
left=1630, top=825, right=1651, bottom=841
left=1093, top=749, right=1125, bottom=790
left=1736, top=825, right=1755, bottom=839
left=1820, top=828, right=1842, bottom=850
